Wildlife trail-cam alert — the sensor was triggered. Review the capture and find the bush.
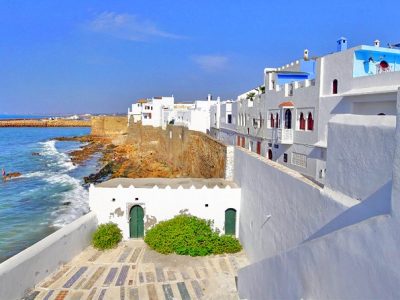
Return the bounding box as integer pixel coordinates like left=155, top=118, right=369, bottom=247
left=144, top=215, right=242, bottom=256
left=212, top=235, right=243, bottom=254
left=92, top=223, right=122, bottom=250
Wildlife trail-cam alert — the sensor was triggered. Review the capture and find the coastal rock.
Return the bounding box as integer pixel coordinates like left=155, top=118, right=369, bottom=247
left=84, top=163, right=113, bottom=184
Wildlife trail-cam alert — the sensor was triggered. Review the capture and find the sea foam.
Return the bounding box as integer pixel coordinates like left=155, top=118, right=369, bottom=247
left=36, top=140, right=90, bottom=227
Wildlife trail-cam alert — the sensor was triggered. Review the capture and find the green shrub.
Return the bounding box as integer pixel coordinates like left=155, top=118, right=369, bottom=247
left=212, top=235, right=242, bottom=254
left=144, top=215, right=242, bottom=256
left=92, top=223, right=122, bottom=250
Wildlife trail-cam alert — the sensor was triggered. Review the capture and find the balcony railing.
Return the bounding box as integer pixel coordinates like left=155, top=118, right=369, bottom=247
left=277, top=128, right=293, bottom=144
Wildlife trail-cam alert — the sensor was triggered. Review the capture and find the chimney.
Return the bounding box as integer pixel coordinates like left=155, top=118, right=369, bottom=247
left=374, top=39, right=380, bottom=47
left=304, top=49, right=309, bottom=61
left=337, top=37, right=348, bottom=52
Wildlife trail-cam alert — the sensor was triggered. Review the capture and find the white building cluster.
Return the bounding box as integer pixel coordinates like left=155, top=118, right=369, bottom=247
left=210, top=38, right=400, bottom=185
left=128, top=94, right=218, bottom=133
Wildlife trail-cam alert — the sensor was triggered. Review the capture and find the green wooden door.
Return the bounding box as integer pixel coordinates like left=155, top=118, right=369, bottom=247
left=130, top=205, right=144, bottom=238
left=225, top=209, right=236, bottom=235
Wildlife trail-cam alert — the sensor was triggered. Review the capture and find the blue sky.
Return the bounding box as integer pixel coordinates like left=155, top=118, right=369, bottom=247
left=0, top=0, right=398, bottom=114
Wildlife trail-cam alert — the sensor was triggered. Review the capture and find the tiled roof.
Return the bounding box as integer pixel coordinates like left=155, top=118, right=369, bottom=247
left=279, top=101, right=294, bottom=107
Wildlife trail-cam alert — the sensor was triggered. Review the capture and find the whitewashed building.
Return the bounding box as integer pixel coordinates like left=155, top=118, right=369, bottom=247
left=128, top=94, right=220, bottom=132
left=211, top=38, right=400, bottom=184
left=162, top=94, right=218, bottom=133
left=128, top=96, right=175, bottom=127
left=127, top=99, right=147, bottom=124
left=89, top=178, right=241, bottom=239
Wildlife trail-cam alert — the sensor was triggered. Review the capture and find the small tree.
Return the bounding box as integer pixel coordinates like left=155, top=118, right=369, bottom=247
left=246, top=92, right=256, bottom=101
left=92, top=223, right=122, bottom=250
left=258, top=85, right=266, bottom=94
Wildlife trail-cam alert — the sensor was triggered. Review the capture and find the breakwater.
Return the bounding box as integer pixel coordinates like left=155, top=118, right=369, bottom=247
left=0, top=119, right=91, bottom=127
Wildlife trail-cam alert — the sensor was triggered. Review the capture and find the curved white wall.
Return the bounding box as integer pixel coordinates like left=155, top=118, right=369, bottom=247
left=236, top=111, right=398, bottom=299
left=0, top=212, right=98, bottom=300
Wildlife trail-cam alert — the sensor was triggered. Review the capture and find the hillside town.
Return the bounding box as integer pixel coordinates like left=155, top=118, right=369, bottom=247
left=2, top=38, right=400, bottom=300
left=128, top=38, right=400, bottom=185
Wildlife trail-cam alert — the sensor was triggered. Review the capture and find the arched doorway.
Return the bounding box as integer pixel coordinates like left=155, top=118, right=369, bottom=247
left=225, top=208, right=236, bottom=235
left=284, top=109, right=292, bottom=129
left=130, top=205, right=144, bottom=238
left=268, top=149, right=273, bottom=160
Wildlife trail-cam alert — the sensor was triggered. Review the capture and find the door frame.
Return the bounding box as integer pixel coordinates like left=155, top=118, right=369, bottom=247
left=129, top=204, right=144, bottom=238
left=224, top=208, right=237, bottom=235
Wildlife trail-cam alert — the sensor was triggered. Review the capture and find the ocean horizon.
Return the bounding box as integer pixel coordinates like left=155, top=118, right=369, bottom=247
left=0, top=114, right=52, bottom=120
left=0, top=127, right=97, bottom=263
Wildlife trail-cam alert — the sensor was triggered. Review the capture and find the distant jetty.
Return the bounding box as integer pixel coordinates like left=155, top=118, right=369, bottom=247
left=0, top=119, right=91, bottom=127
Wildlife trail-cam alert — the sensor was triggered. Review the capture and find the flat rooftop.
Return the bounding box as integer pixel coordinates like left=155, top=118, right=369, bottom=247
left=95, top=178, right=239, bottom=189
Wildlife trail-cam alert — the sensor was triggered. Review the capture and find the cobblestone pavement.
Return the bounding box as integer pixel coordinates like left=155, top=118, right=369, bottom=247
left=24, top=240, right=248, bottom=300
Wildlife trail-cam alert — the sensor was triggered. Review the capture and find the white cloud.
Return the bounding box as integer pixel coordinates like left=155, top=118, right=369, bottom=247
left=192, top=55, right=229, bottom=72
left=86, top=12, right=184, bottom=41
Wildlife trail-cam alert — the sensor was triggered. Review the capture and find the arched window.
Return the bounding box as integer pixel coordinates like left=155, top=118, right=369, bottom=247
left=270, top=113, right=274, bottom=128
left=299, top=112, right=305, bottom=130
left=307, top=112, right=314, bottom=131
left=284, top=109, right=292, bottom=129
left=276, top=113, right=279, bottom=128
left=268, top=149, right=273, bottom=160
left=333, top=79, right=338, bottom=94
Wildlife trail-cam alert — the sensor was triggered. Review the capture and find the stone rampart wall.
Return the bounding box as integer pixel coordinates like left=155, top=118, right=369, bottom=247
left=91, top=116, right=128, bottom=136
left=127, top=123, right=227, bottom=178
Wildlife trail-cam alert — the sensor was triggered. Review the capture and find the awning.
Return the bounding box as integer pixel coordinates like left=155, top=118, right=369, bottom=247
left=279, top=101, right=294, bottom=107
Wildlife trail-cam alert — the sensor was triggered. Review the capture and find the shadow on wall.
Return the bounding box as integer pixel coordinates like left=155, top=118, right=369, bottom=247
left=331, top=94, right=397, bottom=115
left=304, top=180, right=392, bottom=243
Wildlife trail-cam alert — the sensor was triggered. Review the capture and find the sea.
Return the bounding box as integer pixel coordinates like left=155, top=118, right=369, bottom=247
left=0, top=118, right=99, bottom=263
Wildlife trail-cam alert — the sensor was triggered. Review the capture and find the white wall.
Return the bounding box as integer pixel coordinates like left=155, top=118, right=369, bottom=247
left=237, top=111, right=398, bottom=299
left=188, top=110, right=210, bottom=133
left=238, top=215, right=400, bottom=300
left=234, top=147, right=350, bottom=262
left=326, top=114, right=396, bottom=201
left=89, top=185, right=241, bottom=239
left=0, top=212, right=98, bottom=300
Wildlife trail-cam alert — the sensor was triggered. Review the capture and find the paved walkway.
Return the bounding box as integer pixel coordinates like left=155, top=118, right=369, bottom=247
left=25, top=240, right=248, bottom=300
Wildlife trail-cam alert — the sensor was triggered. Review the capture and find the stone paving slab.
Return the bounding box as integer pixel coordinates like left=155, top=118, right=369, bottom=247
left=27, top=240, right=248, bottom=300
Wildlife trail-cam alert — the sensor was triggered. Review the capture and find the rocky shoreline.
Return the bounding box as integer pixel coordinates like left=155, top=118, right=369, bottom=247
left=59, top=134, right=182, bottom=186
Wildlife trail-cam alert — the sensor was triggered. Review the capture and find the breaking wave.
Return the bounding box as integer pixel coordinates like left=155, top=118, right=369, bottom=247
left=23, top=140, right=90, bottom=227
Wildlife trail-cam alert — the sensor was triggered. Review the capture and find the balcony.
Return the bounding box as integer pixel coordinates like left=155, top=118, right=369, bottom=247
left=353, top=47, right=400, bottom=77
left=277, top=128, right=293, bottom=144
